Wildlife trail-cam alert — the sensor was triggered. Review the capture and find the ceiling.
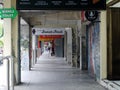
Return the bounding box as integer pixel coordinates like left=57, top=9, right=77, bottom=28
left=110, top=1, right=120, bottom=8
left=19, top=10, right=81, bottom=26
left=19, top=2, right=120, bottom=26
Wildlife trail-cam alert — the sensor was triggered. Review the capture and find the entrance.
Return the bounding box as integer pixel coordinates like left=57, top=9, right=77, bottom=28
left=107, top=8, right=120, bottom=79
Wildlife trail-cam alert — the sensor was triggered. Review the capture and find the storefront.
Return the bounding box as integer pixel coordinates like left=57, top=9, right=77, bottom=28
left=80, top=8, right=107, bottom=82
left=107, top=0, right=120, bottom=80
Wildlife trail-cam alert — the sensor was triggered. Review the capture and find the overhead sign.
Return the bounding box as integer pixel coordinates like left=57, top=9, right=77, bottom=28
left=32, top=28, right=65, bottom=35
left=85, top=11, right=98, bottom=21
left=16, top=0, right=106, bottom=10
left=38, top=35, right=62, bottom=41
left=0, top=8, right=18, bottom=18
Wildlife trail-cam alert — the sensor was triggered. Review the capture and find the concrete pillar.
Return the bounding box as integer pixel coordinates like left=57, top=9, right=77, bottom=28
left=100, top=11, right=107, bottom=80
left=32, top=35, right=36, bottom=66
left=29, top=27, right=32, bottom=70
left=65, top=28, right=72, bottom=65
left=64, top=31, right=67, bottom=60
left=12, top=16, right=20, bottom=84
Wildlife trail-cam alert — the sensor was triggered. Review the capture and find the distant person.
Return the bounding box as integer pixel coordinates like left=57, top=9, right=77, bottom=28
left=51, top=47, right=55, bottom=56
left=48, top=46, right=51, bottom=53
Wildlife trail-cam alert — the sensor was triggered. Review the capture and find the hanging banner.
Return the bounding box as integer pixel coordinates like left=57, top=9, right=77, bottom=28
left=16, top=0, right=106, bottom=10
left=32, top=28, right=65, bottom=35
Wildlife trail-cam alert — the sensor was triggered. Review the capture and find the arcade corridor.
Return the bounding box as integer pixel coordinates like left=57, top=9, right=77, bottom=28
left=14, top=51, right=106, bottom=90
left=0, top=0, right=120, bottom=90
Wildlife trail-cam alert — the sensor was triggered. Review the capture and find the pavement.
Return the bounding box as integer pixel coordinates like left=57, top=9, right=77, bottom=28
left=1, top=51, right=107, bottom=90
left=0, top=61, right=8, bottom=87
left=101, top=79, right=120, bottom=90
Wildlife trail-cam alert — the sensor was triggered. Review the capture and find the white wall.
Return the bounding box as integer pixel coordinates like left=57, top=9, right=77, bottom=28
left=100, top=11, right=107, bottom=80
left=1, top=0, right=12, bottom=86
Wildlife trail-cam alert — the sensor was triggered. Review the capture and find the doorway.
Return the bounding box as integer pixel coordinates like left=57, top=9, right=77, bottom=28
left=107, top=8, right=120, bottom=80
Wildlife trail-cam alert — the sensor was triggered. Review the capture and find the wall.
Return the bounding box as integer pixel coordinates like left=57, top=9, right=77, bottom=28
left=1, top=0, right=20, bottom=86
left=72, top=27, right=78, bottom=67
left=80, top=11, right=107, bottom=82
left=81, top=25, right=87, bottom=70
left=100, top=11, right=107, bottom=80
left=86, top=22, right=100, bottom=81
left=20, top=25, right=29, bottom=70
left=54, top=38, right=64, bottom=57
left=2, top=0, right=12, bottom=86
left=3, top=0, right=11, bottom=56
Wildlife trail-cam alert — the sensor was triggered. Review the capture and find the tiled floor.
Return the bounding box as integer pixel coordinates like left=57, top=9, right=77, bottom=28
left=1, top=51, right=107, bottom=90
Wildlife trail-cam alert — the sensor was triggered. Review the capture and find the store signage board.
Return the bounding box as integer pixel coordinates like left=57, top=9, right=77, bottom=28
left=38, top=35, right=62, bottom=41
left=32, top=28, right=65, bottom=35
left=16, top=0, right=106, bottom=10
left=0, top=8, right=18, bottom=18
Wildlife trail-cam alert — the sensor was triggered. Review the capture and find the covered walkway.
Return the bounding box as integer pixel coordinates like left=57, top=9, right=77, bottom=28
left=14, top=51, right=106, bottom=90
